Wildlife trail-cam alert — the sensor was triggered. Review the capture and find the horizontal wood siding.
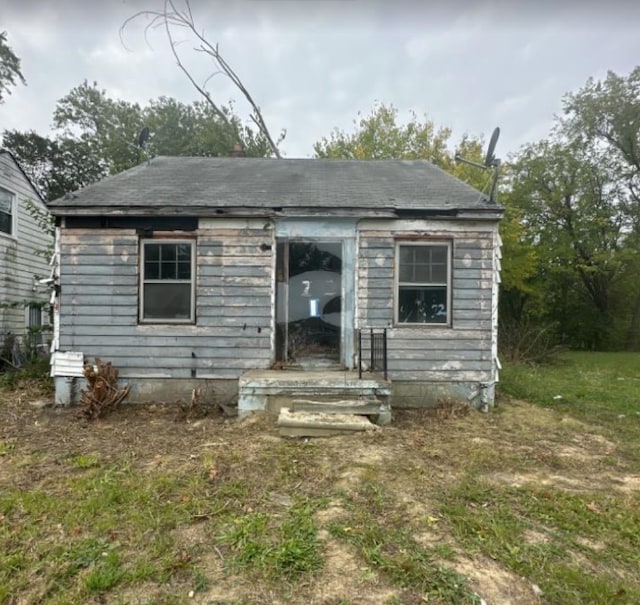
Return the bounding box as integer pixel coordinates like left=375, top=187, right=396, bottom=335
left=0, top=154, right=52, bottom=345
left=358, top=219, right=499, bottom=382
left=58, top=221, right=273, bottom=378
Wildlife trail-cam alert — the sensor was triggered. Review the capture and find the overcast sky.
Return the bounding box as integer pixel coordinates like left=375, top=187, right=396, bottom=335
left=1, top=0, right=639, bottom=159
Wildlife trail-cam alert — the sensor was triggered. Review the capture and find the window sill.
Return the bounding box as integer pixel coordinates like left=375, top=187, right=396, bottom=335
left=138, top=319, right=195, bottom=325
left=0, top=231, right=18, bottom=242
left=394, top=322, right=453, bottom=329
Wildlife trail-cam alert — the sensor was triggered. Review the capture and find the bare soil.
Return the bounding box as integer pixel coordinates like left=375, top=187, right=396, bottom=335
left=1, top=382, right=637, bottom=605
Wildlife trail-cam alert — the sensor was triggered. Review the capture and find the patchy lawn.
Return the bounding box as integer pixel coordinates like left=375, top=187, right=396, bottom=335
left=1, top=352, right=639, bottom=605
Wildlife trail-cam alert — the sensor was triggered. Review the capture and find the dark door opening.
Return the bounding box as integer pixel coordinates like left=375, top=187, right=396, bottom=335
left=276, top=240, right=343, bottom=368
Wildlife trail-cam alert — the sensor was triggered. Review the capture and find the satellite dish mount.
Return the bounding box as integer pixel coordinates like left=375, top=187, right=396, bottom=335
left=137, top=126, right=151, bottom=166
left=455, top=127, right=501, bottom=203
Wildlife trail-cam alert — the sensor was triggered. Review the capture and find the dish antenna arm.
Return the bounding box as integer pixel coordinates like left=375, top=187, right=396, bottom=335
left=454, top=126, right=501, bottom=203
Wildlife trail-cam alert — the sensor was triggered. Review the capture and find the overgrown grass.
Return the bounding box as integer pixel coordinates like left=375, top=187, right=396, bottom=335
left=1, top=352, right=639, bottom=604
left=330, top=481, right=482, bottom=604
left=0, top=356, right=53, bottom=392
left=499, top=351, right=640, bottom=458
left=0, top=465, right=219, bottom=603
left=439, top=478, right=640, bottom=605
left=500, top=352, right=640, bottom=419
left=219, top=498, right=324, bottom=580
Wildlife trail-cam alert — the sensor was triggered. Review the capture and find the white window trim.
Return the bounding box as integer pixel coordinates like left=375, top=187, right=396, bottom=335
left=139, top=238, right=196, bottom=324
left=394, top=240, right=452, bottom=327
left=0, top=186, right=17, bottom=240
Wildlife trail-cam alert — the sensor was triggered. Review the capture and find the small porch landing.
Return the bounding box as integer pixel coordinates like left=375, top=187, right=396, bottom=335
left=238, top=370, right=392, bottom=435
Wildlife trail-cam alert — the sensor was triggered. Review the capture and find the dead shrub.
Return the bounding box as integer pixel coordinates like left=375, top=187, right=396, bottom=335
left=499, top=316, right=563, bottom=364
left=78, top=358, right=130, bottom=421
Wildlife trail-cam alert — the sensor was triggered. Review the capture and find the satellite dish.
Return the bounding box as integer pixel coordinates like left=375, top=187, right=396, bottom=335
left=137, top=126, right=150, bottom=149
left=484, top=127, right=500, bottom=167
left=454, top=126, right=502, bottom=203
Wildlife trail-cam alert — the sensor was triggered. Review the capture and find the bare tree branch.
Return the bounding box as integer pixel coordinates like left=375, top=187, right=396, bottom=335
left=120, top=0, right=282, bottom=158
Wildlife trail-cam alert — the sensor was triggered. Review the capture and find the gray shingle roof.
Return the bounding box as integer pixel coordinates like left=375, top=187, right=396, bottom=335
left=48, top=156, right=502, bottom=218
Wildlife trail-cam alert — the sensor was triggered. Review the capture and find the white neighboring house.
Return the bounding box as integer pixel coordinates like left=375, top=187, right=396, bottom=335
left=0, top=149, right=54, bottom=362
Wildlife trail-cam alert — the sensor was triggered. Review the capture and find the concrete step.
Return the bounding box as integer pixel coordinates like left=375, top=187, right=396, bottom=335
left=288, top=398, right=392, bottom=426
left=290, top=398, right=384, bottom=415
left=278, top=407, right=379, bottom=438
left=238, top=370, right=391, bottom=418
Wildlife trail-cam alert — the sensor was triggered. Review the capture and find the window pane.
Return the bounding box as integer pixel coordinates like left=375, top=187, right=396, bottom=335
left=161, top=245, right=177, bottom=262
left=145, top=244, right=160, bottom=262
left=143, top=243, right=194, bottom=280
left=177, top=244, right=191, bottom=260
left=0, top=211, right=11, bottom=235
left=412, top=262, right=430, bottom=283
left=399, top=244, right=448, bottom=285
left=431, top=262, right=447, bottom=283
left=0, top=189, right=12, bottom=212
left=430, top=246, right=447, bottom=264
left=159, top=260, right=177, bottom=280
left=414, top=247, right=430, bottom=264
left=28, top=305, right=42, bottom=327
left=398, top=286, right=447, bottom=323
left=144, top=260, right=160, bottom=279
left=143, top=283, right=191, bottom=319
left=177, top=261, right=191, bottom=280
left=399, top=262, right=413, bottom=282
left=399, top=246, right=413, bottom=264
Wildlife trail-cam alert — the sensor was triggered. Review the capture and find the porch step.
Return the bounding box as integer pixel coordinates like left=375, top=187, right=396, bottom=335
left=278, top=407, right=379, bottom=438
left=290, top=398, right=384, bottom=415
left=238, top=370, right=391, bottom=419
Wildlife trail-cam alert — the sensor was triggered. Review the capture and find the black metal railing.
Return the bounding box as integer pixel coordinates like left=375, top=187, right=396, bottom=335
left=358, top=328, right=388, bottom=380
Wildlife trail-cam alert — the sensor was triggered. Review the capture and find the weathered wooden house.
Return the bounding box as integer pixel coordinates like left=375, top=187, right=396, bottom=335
left=47, top=157, right=502, bottom=420
left=0, top=150, right=53, bottom=359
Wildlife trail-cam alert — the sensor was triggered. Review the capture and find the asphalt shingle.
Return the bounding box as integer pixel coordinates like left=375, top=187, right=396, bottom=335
left=48, top=156, right=501, bottom=215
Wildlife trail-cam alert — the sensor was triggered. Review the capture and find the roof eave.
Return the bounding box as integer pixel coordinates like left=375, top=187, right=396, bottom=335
left=49, top=204, right=503, bottom=221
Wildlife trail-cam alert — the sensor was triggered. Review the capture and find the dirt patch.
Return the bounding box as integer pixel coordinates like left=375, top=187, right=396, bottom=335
left=454, top=555, right=542, bottom=605
left=1, top=390, right=638, bottom=604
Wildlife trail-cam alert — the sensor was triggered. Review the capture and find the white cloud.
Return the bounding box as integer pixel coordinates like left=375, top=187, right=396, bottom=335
left=0, top=0, right=639, bottom=161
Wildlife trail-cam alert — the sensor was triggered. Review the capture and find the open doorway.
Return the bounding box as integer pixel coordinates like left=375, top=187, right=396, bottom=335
left=276, top=240, right=343, bottom=369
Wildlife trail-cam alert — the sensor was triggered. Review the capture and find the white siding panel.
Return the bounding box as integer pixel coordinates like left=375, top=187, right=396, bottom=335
left=0, top=153, right=53, bottom=345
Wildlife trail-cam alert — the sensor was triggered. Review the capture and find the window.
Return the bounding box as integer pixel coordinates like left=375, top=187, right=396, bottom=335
left=140, top=240, right=195, bottom=322
left=26, top=304, right=44, bottom=347
left=28, top=304, right=42, bottom=329
left=397, top=242, right=450, bottom=325
left=0, top=187, right=15, bottom=236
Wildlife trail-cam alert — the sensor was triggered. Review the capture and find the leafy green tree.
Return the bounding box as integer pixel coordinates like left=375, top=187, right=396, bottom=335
left=560, top=67, right=640, bottom=349
left=2, top=81, right=277, bottom=201
left=313, top=103, right=498, bottom=195
left=143, top=97, right=275, bottom=158
left=508, top=138, right=627, bottom=349
left=314, top=103, right=453, bottom=166
left=0, top=31, right=25, bottom=103
left=53, top=80, right=144, bottom=176
left=2, top=129, right=105, bottom=201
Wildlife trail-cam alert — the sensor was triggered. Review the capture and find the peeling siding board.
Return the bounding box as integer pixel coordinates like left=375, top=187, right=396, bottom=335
left=0, top=153, right=53, bottom=346
left=357, top=218, right=499, bottom=384
left=57, top=220, right=274, bottom=379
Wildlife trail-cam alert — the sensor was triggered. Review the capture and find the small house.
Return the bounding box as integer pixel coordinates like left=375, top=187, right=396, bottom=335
left=47, top=157, right=502, bottom=417
left=0, top=150, right=53, bottom=361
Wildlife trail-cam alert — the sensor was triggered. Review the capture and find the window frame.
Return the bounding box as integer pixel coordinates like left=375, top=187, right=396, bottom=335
left=394, top=240, right=452, bottom=327
left=139, top=238, right=196, bottom=324
left=0, top=186, right=16, bottom=238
